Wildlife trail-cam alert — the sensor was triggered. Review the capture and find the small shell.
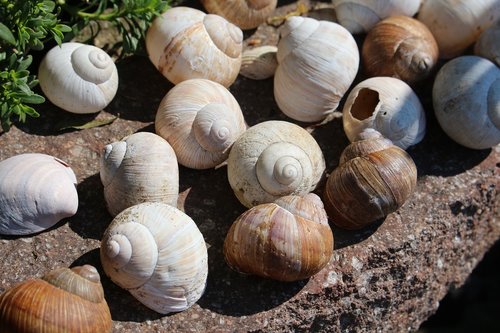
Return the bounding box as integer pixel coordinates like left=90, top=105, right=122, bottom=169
left=38, top=42, right=118, bottom=114
left=342, top=76, right=426, bottom=149
left=240, top=45, right=278, bottom=80
left=0, top=153, right=78, bottom=235
left=474, top=24, right=500, bottom=66
left=100, top=132, right=179, bottom=216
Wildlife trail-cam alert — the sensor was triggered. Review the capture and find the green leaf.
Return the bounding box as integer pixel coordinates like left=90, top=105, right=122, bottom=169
left=20, top=104, right=40, bottom=117
left=17, top=56, right=33, bottom=71
left=59, top=115, right=118, bottom=130
left=20, top=94, right=45, bottom=104
left=0, top=22, right=16, bottom=45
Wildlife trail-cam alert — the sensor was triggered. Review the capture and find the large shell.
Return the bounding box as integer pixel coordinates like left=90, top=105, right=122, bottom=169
left=38, top=42, right=118, bottom=114
left=274, top=16, right=359, bottom=122
left=433, top=55, right=500, bottom=149
left=100, top=202, right=208, bottom=314
left=155, top=79, right=247, bottom=169
left=342, top=76, right=426, bottom=149
left=474, top=23, right=500, bottom=66
left=146, top=7, right=243, bottom=88
left=224, top=193, right=334, bottom=281
left=0, top=153, right=78, bottom=235
left=331, top=0, right=421, bottom=34
left=227, top=120, right=326, bottom=208
left=0, top=265, right=112, bottom=333
left=100, top=132, right=179, bottom=217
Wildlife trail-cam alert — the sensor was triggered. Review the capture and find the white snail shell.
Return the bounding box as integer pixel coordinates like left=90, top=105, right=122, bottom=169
left=100, top=202, right=208, bottom=314
left=433, top=55, right=500, bottom=149
left=331, top=0, right=422, bottom=34
left=227, top=120, right=326, bottom=208
left=343, top=76, right=426, bottom=149
left=474, top=24, right=500, bottom=66
left=155, top=79, right=247, bottom=169
left=100, top=132, right=179, bottom=216
left=38, top=42, right=118, bottom=114
left=146, top=7, right=243, bottom=88
left=274, top=16, right=359, bottom=122
left=0, top=153, right=78, bottom=235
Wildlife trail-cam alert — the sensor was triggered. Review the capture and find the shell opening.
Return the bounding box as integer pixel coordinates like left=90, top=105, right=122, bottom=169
left=204, top=14, right=243, bottom=59
left=351, top=88, right=380, bottom=121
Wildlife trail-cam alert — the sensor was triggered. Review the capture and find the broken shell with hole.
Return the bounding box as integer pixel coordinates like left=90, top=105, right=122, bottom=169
left=146, top=6, right=243, bottom=87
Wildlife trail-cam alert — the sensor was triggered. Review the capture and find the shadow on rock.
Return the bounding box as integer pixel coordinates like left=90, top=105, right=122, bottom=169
left=332, top=218, right=384, bottom=250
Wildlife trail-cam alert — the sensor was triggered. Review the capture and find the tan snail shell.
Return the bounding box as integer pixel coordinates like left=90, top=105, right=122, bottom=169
left=227, top=120, right=326, bottom=208
left=200, top=0, right=278, bottom=30
left=362, top=16, right=439, bottom=83
left=146, top=6, right=243, bottom=87
left=100, top=132, right=179, bottom=216
left=155, top=79, right=247, bottom=169
left=224, top=193, right=334, bottom=281
left=100, top=202, right=208, bottom=314
left=240, top=45, right=278, bottom=80
left=0, top=265, right=112, bottom=333
left=474, top=24, right=500, bottom=66
left=323, top=129, right=417, bottom=230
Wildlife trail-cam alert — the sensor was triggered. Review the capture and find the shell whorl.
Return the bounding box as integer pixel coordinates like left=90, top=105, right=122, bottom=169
left=193, top=103, right=237, bottom=152
left=71, top=45, right=115, bottom=84
left=100, top=141, right=127, bottom=187
left=204, top=14, right=243, bottom=58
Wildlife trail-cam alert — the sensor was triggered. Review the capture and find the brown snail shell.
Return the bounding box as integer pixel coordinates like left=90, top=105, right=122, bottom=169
left=223, top=193, right=334, bottom=281
left=323, top=129, right=417, bottom=230
left=0, top=265, right=112, bottom=333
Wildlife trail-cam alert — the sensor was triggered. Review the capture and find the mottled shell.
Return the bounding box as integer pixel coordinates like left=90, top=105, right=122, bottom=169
left=146, top=7, right=243, bottom=88
left=227, top=120, right=326, bottom=208
left=433, top=56, right=500, bottom=149
left=224, top=193, right=334, bottom=281
left=100, top=202, right=208, bottom=314
left=474, top=24, right=500, bottom=66
left=0, top=265, right=112, bottom=333
left=155, top=79, right=246, bottom=169
left=100, top=132, right=179, bottom=217
left=240, top=45, right=278, bottom=80
left=323, top=129, right=417, bottom=230
left=417, top=0, right=500, bottom=59
left=331, top=0, right=421, bottom=34
left=342, top=76, right=426, bottom=149
left=0, top=153, right=78, bottom=235
left=274, top=16, right=359, bottom=122
left=38, top=42, right=118, bottom=114
left=200, top=0, right=278, bottom=30
left=362, top=16, right=439, bottom=83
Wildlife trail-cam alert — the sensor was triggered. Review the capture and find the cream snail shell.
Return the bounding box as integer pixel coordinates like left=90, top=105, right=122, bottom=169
left=100, top=132, right=179, bottom=217
left=474, top=24, right=500, bottom=66
left=0, top=265, right=112, bottom=333
left=38, top=42, right=118, bottom=114
left=155, top=79, right=247, bottom=169
left=146, top=6, right=243, bottom=88
left=433, top=55, right=500, bottom=150
left=0, top=153, right=78, bottom=235
left=342, top=76, right=426, bottom=149
left=200, top=0, right=278, bottom=30
left=100, top=202, right=208, bottom=314
left=224, top=193, right=334, bottom=281
left=240, top=45, right=278, bottom=80
left=227, top=120, right=326, bottom=208
left=274, top=16, right=359, bottom=122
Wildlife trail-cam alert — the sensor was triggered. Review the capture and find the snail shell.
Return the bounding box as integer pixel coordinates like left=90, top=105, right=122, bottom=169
left=240, top=45, right=278, bottom=80
left=362, top=16, right=439, bottom=83
left=323, top=129, right=417, bottom=230
left=200, top=0, right=278, bottom=30
left=331, top=0, right=421, bottom=34
left=146, top=7, right=243, bottom=88
left=100, top=202, right=208, bottom=314
left=0, top=265, right=112, bottom=333
left=38, top=42, right=118, bottom=114
left=433, top=55, right=500, bottom=149
left=224, top=193, right=334, bottom=281
left=100, top=132, right=179, bottom=216
left=274, top=16, right=359, bottom=122
left=0, top=153, right=78, bottom=235
left=474, top=23, right=500, bottom=66
left=342, top=76, right=426, bottom=149
left=227, top=120, right=326, bottom=208
left=155, top=79, right=247, bottom=169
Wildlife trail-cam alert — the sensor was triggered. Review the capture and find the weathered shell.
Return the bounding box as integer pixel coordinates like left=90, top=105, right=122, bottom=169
left=0, top=153, right=78, bottom=235
left=433, top=55, right=500, bottom=149
left=227, top=120, right=326, bottom=208
left=146, top=6, right=243, bottom=88
left=100, top=132, right=179, bottom=217
left=224, top=193, right=334, bottom=281
left=342, top=76, right=426, bottom=149
left=0, top=265, right=112, bottom=333
left=474, top=23, right=500, bottom=66
left=240, top=45, right=278, bottom=80
left=155, top=79, right=246, bottom=169
left=100, top=202, right=208, bottom=314
left=38, top=42, right=118, bottom=114
left=274, top=16, right=359, bottom=122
